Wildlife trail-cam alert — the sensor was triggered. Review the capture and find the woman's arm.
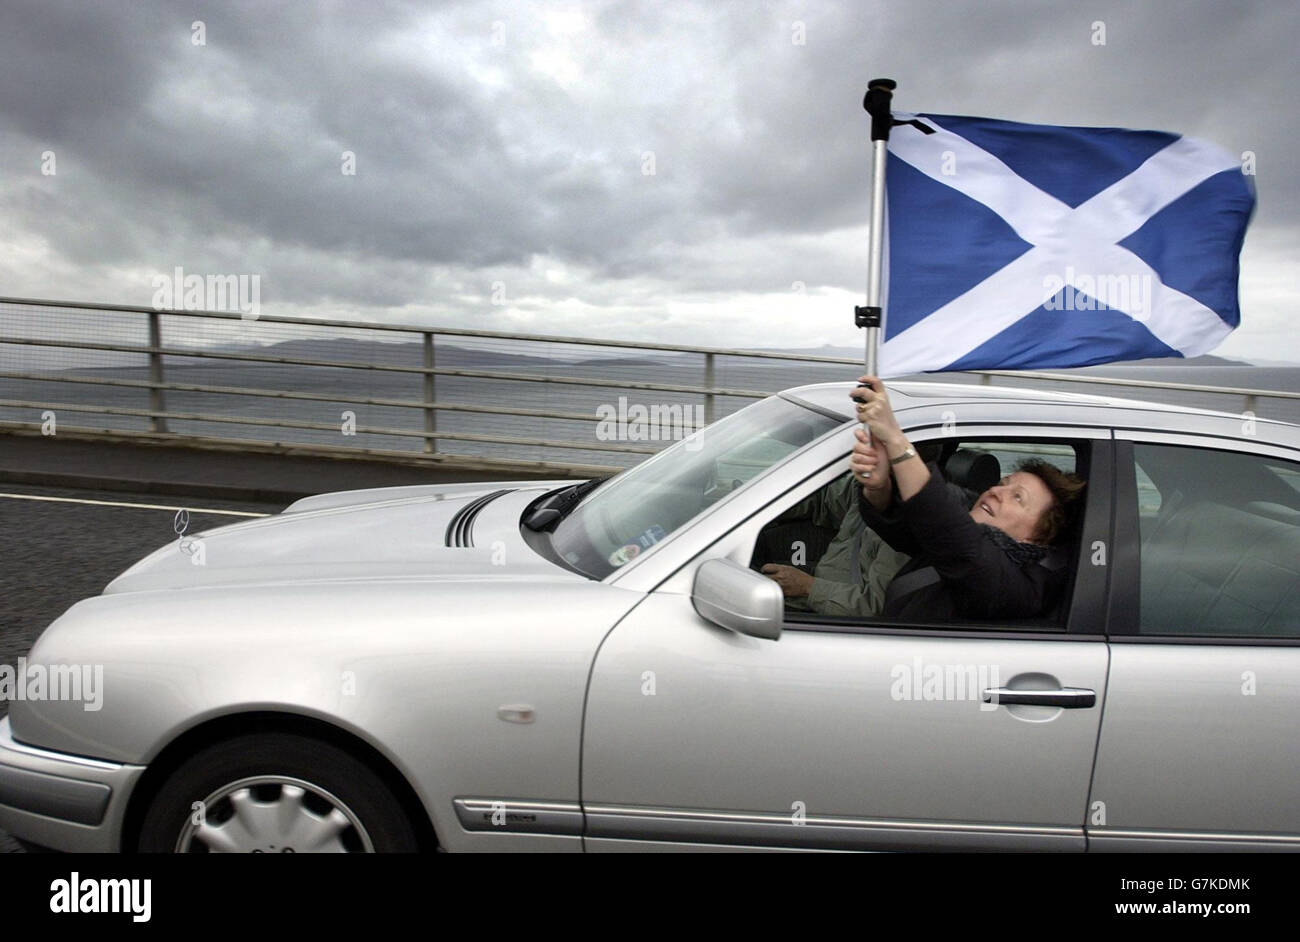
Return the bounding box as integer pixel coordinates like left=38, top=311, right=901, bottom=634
left=855, top=457, right=930, bottom=558
left=848, top=377, right=927, bottom=555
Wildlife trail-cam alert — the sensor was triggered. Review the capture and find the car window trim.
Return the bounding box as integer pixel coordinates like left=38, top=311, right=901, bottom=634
left=1112, top=427, right=1300, bottom=460
left=1107, top=634, right=1300, bottom=647
left=781, top=619, right=1097, bottom=643
left=1107, top=439, right=1142, bottom=637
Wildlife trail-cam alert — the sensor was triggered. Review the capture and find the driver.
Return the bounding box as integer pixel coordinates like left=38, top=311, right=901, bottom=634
left=760, top=470, right=910, bottom=617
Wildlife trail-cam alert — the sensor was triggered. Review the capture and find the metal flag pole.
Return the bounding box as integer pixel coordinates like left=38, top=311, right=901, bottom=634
left=856, top=77, right=896, bottom=381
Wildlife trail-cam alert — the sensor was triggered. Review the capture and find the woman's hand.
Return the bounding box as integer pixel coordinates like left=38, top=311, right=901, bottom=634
left=850, top=427, right=894, bottom=509
left=849, top=376, right=905, bottom=447
left=849, top=427, right=892, bottom=495
left=760, top=563, right=814, bottom=598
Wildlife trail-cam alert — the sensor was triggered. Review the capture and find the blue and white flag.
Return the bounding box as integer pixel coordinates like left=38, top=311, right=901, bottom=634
left=878, top=113, right=1255, bottom=376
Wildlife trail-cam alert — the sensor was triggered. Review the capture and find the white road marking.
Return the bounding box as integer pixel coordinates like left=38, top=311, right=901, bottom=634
left=0, top=492, right=271, bottom=518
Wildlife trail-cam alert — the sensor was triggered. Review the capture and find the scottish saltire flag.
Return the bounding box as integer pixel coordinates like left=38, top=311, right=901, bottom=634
left=878, top=113, right=1255, bottom=376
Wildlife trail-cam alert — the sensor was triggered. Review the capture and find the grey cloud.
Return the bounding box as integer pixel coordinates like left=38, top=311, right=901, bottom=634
left=0, top=0, right=1294, bottom=359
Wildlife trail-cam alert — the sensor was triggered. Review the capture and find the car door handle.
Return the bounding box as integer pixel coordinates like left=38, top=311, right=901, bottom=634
left=981, top=687, right=1096, bottom=708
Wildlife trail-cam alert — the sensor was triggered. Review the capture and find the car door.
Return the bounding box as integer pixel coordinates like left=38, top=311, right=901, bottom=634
left=1088, top=433, right=1300, bottom=851
left=581, top=429, right=1114, bottom=852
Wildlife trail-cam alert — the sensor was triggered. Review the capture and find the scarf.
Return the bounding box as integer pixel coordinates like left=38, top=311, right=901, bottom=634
left=978, top=524, right=1047, bottom=568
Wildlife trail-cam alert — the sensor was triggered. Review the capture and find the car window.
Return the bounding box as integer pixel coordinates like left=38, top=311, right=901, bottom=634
left=750, top=438, right=1087, bottom=632
left=551, top=395, right=842, bottom=579
left=1133, top=443, right=1300, bottom=638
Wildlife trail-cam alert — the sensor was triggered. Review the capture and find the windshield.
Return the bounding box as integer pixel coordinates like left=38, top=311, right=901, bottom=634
left=550, top=395, right=843, bottom=579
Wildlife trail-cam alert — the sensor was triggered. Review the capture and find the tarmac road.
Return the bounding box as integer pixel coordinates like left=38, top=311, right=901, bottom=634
left=0, top=484, right=284, bottom=853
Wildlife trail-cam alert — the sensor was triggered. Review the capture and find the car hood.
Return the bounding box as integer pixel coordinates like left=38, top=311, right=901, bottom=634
left=103, top=480, right=584, bottom=594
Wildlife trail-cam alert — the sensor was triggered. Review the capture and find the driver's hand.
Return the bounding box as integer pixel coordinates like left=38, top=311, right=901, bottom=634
left=761, top=564, right=814, bottom=598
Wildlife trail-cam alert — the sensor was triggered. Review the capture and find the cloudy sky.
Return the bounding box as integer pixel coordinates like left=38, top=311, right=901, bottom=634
left=1, top=0, right=1295, bottom=363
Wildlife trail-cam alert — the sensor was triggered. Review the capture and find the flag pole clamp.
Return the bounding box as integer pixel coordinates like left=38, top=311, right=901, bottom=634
left=854, top=305, right=882, bottom=328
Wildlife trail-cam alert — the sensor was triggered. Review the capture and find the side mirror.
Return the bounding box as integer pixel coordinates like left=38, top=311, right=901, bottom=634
left=691, top=558, right=784, bottom=641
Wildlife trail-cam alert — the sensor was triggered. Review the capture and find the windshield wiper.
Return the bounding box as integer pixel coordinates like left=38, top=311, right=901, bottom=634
left=522, top=478, right=608, bottom=531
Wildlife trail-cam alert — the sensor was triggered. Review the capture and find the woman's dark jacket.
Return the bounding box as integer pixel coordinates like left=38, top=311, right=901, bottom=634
left=857, top=462, right=1068, bottom=622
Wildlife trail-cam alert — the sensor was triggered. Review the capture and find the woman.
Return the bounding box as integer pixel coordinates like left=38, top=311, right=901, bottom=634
left=848, top=376, right=1086, bottom=621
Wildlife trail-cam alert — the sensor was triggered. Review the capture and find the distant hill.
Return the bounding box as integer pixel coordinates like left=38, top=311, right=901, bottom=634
left=211, top=337, right=697, bottom=371
left=568, top=356, right=665, bottom=367
left=1081, top=354, right=1253, bottom=368
left=212, top=337, right=587, bottom=370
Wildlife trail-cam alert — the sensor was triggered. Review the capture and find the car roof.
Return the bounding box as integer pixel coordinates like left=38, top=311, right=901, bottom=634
left=779, top=380, right=1300, bottom=449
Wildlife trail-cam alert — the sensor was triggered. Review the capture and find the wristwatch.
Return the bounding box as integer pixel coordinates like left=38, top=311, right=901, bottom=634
left=888, top=444, right=917, bottom=466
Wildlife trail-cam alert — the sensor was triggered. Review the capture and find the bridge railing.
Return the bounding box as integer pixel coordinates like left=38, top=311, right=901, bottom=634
left=1, top=296, right=1295, bottom=476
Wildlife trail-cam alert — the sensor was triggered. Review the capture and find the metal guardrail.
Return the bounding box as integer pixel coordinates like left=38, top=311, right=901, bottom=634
left=0, top=295, right=1296, bottom=475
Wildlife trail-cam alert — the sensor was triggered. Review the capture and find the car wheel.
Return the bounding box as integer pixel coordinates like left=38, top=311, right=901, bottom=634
left=137, top=733, right=419, bottom=853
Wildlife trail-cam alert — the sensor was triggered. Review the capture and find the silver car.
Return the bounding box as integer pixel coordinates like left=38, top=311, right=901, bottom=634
left=2, top=381, right=1298, bottom=852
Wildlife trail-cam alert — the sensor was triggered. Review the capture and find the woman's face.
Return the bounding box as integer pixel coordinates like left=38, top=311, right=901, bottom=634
left=968, top=471, right=1055, bottom=544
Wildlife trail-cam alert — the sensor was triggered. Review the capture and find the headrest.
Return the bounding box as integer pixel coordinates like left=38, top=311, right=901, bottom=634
left=945, top=449, right=1001, bottom=494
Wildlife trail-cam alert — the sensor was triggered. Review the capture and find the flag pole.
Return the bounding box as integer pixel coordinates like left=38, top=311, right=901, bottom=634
left=857, top=77, right=896, bottom=381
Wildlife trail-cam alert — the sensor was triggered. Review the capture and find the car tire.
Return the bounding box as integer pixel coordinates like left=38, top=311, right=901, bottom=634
left=137, top=732, right=419, bottom=853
